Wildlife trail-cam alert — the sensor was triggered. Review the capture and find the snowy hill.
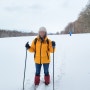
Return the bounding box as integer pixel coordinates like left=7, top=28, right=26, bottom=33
left=0, top=34, right=90, bottom=90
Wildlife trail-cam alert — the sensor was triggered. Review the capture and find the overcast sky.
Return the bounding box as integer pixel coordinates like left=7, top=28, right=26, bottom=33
left=0, top=0, right=88, bottom=33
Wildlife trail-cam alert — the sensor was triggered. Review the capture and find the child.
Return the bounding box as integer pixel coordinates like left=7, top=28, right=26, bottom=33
left=25, top=27, right=56, bottom=85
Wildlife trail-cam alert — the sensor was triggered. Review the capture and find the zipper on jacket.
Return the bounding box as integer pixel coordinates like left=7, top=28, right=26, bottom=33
left=40, top=42, right=42, bottom=64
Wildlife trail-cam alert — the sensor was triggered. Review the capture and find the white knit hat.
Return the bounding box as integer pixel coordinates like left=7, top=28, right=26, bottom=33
left=38, top=27, right=47, bottom=35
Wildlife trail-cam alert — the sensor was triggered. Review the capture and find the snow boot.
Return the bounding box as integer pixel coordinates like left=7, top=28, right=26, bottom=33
left=34, top=75, right=40, bottom=85
left=44, top=75, right=50, bottom=85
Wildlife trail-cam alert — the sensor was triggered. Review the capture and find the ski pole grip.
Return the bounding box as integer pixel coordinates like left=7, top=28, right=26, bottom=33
left=25, top=41, right=30, bottom=50
left=52, top=41, right=56, bottom=48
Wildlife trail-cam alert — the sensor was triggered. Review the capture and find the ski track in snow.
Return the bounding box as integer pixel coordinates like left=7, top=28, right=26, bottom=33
left=0, top=34, right=90, bottom=90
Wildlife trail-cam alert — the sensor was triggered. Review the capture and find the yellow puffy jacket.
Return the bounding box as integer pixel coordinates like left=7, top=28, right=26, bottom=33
left=28, top=36, right=55, bottom=64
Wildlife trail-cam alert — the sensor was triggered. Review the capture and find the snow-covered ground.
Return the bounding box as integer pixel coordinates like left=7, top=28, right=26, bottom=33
left=0, top=34, right=90, bottom=90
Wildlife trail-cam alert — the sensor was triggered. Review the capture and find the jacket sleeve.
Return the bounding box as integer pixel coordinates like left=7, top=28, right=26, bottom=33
left=49, top=39, right=55, bottom=53
left=28, top=40, right=35, bottom=53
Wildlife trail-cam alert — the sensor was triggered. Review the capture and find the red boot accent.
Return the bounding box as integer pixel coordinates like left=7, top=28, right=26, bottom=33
left=44, top=75, right=50, bottom=85
left=34, top=75, right=40, bottom=85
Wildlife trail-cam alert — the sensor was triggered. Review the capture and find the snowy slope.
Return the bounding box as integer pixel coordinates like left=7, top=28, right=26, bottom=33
left=0, top=34, right=90, bottom=90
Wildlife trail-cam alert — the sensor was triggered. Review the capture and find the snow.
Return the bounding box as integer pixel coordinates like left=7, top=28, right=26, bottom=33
left=0, top=34, right=90, bottom=90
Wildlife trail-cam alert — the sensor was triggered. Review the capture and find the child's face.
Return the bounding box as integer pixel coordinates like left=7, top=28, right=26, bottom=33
left=39, top=31, right=46, bottom=38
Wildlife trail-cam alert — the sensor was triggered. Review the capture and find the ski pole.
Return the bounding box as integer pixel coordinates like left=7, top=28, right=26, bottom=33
left=23, top=47, right=28, bottom=90
left=53, top=47, right=55, bottom=90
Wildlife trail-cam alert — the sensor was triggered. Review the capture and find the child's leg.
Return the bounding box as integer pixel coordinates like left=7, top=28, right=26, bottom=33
left=43, top=64, right=50, bottom=85
left=43, top=63, right=49, bottom=76
left=34, top=63, right=42, bottom=85
left=35, top=63, right=42, bottom=76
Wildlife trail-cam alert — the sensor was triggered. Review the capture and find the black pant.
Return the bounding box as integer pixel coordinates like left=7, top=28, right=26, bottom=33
left=35, top=63, right=49, bottom=76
